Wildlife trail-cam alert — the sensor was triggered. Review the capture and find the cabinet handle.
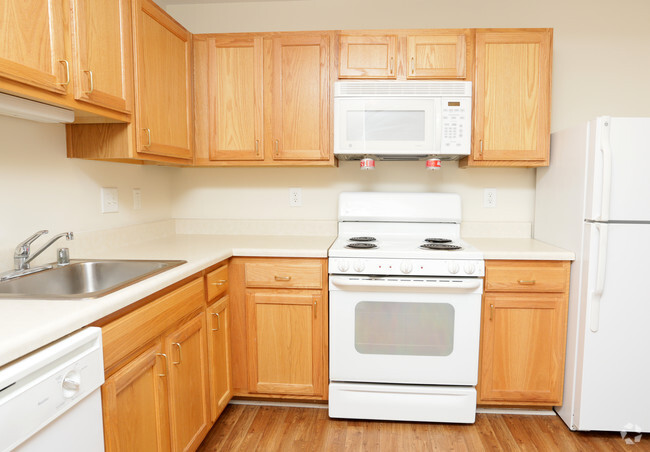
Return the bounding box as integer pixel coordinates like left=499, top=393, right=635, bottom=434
left=172, top=343, right=182, bottom=365
left=489, top=304, right=494, bottom=320
left=83, top=70, right=94, bottom=94
left=59, top=60, right=70, bottom=86
left=211, top=280, right=227, bottom=286
left=410, top=57, right=415, bottom=75
left=212, top=312, right=221, bottom=331
left=314, top=296, right=317, bottom=319
left=156, top=353, right=168, bottom=377
left=274, top=139, right=279, bottom=156
left=255, top=139, right=260, bottom=155
left=479, top=140, right=483, bottom=156
left=518, top=280, right=536, bottom=285
left=389, top=57, right=394, bottom=74
left=274, top=275, right=292, bottom=281
left=143, top=128, right=152, bottom=147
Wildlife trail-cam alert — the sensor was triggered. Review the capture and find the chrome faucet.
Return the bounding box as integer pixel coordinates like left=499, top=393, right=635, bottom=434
left=14, top=230, right=74, bottom=270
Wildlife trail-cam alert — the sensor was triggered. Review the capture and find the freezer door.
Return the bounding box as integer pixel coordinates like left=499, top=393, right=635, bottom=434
left=574, top=223, right=650, bottom=432
left=587, top=117, right=650, bottom=222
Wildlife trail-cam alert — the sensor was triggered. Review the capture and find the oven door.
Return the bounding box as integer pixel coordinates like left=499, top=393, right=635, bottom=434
left=329, top=275, right=482, bottom=386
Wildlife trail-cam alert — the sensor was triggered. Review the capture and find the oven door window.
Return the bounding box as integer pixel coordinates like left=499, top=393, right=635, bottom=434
left=355, top=301, right=454, bottom=356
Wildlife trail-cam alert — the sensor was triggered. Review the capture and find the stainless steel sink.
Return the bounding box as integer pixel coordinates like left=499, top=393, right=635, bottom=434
left=0, top=259, right=186, bottom=299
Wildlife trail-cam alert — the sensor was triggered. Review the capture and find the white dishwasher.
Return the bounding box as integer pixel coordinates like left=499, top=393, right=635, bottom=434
left=0, top=327, right=105, bottom=452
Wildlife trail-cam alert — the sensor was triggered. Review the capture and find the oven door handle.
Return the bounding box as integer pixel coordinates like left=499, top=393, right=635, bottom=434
left=330, top=276, right=482, bottom=291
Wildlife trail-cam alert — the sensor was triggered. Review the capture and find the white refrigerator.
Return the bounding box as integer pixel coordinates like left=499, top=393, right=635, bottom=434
left=535, top=116, right=650, bottom=433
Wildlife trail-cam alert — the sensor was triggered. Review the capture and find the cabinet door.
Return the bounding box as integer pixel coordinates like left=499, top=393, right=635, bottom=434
left=246, top=289, right=323, bottom=396
left=208, top=37, right=263, bottom=161
left=164, top=312, right=211, bottom=452
left=0, top=0, right=69, bottom=94
left=269, top=34, right=330, bottom=161
left=339, top=35, right=397, bottom=79
left=206, top=295, right=233, bottom=422
left=406, top=33, right=466, bottom=79
left=473, top=30, right=552, bottom=164
left=70, top=0, right=133, bottom=112
left=479, top=292, right=567, bottom=404
left=102, top=341, right=171, bottom=452
left=135, top=0, right=192, bottom=160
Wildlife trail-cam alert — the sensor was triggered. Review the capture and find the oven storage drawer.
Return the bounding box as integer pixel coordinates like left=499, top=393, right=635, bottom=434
left=244, top=259, right=322, bottom=289
left=484, top=261, right=568, bottom=293
left=329, top=382, right=476, bottom=423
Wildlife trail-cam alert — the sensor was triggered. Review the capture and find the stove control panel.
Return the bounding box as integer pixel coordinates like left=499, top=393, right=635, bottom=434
left=329, top=258, right=485, bottom=277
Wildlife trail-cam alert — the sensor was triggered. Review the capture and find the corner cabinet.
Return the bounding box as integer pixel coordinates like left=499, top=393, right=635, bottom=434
left=229, top=257, right=329, bottom=399
left=478, top=260, right=570, bottom=406
left=462, top=29, right=552, bottom=167
left=193, top=32, right=335, bottom=166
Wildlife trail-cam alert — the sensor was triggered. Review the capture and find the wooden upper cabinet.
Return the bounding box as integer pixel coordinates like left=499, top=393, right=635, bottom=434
left=471, top=29, right=552, bottom=166
left=208, top=37, right=263, bottom=161
left=134, top=0, right=193, bottom=160
left=0, top=0, right=69, bottom=94
left=270, top=34, right=330, bottom=161
left=69, top=0, right=133, bottom=113
left=406, top=33, right=466, bottom=78
left=339, top=35, right=397, bottom=79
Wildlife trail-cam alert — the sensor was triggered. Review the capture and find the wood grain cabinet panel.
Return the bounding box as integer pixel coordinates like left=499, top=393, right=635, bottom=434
left=206, top=295, right=233, bottom=422
left=406, top=33, right=466, bottom=78
left=479, top=260, right=570, bottom=406
left=206, top=263, right=229, bottom=301
left=207, top=36, right=263, bottom=161
left=244, top=260, right=323, bottom=289
left=102, top=341, right=171, bottom=452
left=339, top=35, right=397, bottom=78
left=469, top=29, right=552, bottom=167
left=270, top=34, right=330, bottom=161
left=134, top=0, right=192, bottom=160
left=0, top=0, right=69, bottom=94
left=69, top=0, right=133, bottom=113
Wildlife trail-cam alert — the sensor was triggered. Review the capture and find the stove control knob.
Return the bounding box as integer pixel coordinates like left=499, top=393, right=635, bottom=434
left=400, top=261, right=413, bottom=274
left=353, top=261, right=366, bottom=273
left=448, top=262, right=460, bottom=274
left=464, top=263, right=476, bottom=275
left=337, top=261, right=350, bottom=272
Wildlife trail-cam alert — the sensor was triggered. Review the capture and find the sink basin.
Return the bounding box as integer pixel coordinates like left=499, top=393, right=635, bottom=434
left=0, top=259, right=186, bottom=299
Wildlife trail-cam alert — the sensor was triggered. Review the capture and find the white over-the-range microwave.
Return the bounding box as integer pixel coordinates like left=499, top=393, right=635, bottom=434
left=333, top=81, right=472, bottom=160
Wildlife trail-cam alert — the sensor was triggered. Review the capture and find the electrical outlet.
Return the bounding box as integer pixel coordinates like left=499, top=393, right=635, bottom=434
left=289, top=188, right=302, bottom=207
left=133, top=188, right=142, bottom=210
left=484, top=188, right=497, bottom=208
left=101, top=187, right=119, bottom=213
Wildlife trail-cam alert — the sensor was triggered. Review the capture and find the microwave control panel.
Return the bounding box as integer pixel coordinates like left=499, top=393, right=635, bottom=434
left=440, top=98, right=471, bottom=153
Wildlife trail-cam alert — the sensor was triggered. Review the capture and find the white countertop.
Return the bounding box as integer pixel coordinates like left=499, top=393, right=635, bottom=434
left=0, top=234, right=573, bottom=368
left=0, top=234, right=335, bottom=368
left=465, top=237, right=575, bottom=261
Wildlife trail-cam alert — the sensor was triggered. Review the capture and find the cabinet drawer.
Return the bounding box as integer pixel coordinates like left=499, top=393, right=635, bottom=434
left=244, top=260, right=322, bottom=289
left=485, top=261, right=569, bottom=293
left=206, top=264, right=229, bottom=301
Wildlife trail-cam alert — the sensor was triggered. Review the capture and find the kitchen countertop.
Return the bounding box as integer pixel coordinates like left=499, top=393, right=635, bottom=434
left=0, top=234, right=335, bottom=368
left=0, top=234, right=573, bottom=368
left=465, top=237, right=575, bottom=261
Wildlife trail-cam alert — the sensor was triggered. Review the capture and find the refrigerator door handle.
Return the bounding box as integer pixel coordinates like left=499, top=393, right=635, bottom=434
left=590, top=222, right=609, bottom=332
left=598, top=118, right=612, bottom=222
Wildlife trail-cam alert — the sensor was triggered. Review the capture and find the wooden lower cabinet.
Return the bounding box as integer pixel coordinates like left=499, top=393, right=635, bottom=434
left=478, top=260, right=570, bottom=406
left=102, top=341, right=171, bottom=452
left=164, top=312, right=211, bottom=452
left=206, top=295, right=233, bottom=421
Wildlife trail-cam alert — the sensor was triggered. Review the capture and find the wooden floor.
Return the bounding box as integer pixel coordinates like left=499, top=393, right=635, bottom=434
left=198, top=404, right=650, bottom=451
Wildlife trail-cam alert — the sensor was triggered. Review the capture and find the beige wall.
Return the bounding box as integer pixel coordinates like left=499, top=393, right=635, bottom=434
left=167, top=0, right=650, bottom=223
left=0, top=116, right=174, bottom=269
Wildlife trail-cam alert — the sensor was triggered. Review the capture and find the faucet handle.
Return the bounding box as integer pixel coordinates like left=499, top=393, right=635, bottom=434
left=57, top=248, right=70, bottom=265
left=15, top=230, right=49, bottom=255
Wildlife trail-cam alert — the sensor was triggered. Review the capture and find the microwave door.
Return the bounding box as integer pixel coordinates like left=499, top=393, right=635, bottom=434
left=335, top=98, right=436, bottom=155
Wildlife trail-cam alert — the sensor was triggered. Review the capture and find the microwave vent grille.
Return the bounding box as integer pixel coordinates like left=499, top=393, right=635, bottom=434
left=335, top=81, right=472, bottom=97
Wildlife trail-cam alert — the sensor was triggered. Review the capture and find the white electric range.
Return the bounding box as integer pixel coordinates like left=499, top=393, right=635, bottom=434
left=328, top=192, right=485, bottom=423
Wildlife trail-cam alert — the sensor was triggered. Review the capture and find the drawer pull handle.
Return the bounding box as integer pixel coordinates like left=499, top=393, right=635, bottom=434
left=518, top=280, right=536, bottom=285
left=212, top=312, right=221, bottom=331
left=211, top=280, right=227, bottom=286
left=274, top=275, right=292, bottom=281
left=156, top=353, right=168, bottom=377
left=172, top=343, right=182, bottom=365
